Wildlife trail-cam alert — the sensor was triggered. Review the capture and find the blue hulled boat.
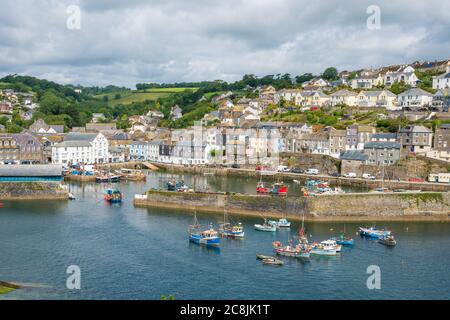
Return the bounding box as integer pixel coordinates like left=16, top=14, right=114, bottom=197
left=189, top=215, right=221, bottom=247
left=358, top=226, right=391, bottom=239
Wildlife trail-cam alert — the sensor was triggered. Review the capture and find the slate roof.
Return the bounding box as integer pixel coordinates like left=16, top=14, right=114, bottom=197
left=340, top=150, right=368, bottom=161
left=0, top=164, right=62, bottom=177
left=371, top=133, right=397, bottom=140
left=364, top=141, right=401, bottom=149
left=64, top=132, right=98, bottom=141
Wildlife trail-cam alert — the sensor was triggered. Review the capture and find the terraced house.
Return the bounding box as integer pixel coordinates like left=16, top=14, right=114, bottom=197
left=398, top=125, right=433, bottom=154
left=51, top=132, right=109, bottom=165
left=356, top=90, right=397, bottom=109
left=0, top=133, right=44, bottom=164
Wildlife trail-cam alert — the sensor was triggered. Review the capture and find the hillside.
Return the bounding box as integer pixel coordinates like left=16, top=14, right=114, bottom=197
left=94, top=88, right=199, bottom=106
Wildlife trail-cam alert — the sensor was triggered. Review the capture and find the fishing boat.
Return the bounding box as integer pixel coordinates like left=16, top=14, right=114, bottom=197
left=358, top=226, right=391, bottom=239
left=218, top=209, right=245, bottom=238
left=167, top=180, right=189, bottom=192
left=104, top=188, right=122, bottom=203
left=256, top=254, right=275, bottom=260
left=119, top=168, right=146, bottom=181
left=96, top=174, right=121, bottom=183
left=189, top=216, right=221, bottom=247
left=268, top=218, right=291, bottom=228
left=256, top=181, right=288, bottom=195
left=273, top=242, right=310, bottom=258
left=378, top=234, right=397, bottom=246
left=261, top=258, right=284, bottom=266
left=310, top=240, right=338, bottom=256
left=331, top=225, right=354, bottom=246
left=332, top=235, right=354, bottom=246
left=254, top=218, right=277, bottom=232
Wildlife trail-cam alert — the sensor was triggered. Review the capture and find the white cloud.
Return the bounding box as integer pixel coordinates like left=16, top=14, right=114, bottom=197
left=0, top=0, right=449, bottom=87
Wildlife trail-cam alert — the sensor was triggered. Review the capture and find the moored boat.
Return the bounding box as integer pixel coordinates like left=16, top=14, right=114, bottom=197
left=310, top=240, right=338, bottom=256
left=104, top=188, right=122, bottom=203
left=256, top=254, right=274, bottom=260
left=358, top=226, right=391, bottom=239
left=189, top=219, right=221, bottom=247
left=96, top=175, right=121, bottom=183
left=219, top=222, right=245, bottom=238
left=256, top=181, right=288, bottom=195
left=261, top=258, right=284, bottom=266
left=268, top=218, right=291, bottom=228
left=218, top=209, right=245, bottom=238
left=378, top=234, right=397, bottom=246
left=254, top=218, right=277, bottom=232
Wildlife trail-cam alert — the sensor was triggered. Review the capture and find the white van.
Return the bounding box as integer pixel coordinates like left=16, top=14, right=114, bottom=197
left=362, top=173, right=376, bottom=180
left=344, top=172, right=356, bottom=178
left=305, top=168, right=319, bottom=175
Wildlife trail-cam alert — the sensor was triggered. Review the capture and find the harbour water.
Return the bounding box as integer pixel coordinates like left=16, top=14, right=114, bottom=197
left=0, top=172, right=449, bottom=300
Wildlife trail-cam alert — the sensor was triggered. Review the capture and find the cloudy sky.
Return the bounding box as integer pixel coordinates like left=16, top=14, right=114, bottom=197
left=0, top=0, right=449, bottom=87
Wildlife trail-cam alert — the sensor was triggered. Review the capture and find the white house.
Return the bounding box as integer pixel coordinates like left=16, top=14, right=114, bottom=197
left=432, top=62, right=450, bottom=90
left=52, top=132, right=109, bottom=165
left=330, top=89, right=358, bottom=106
left=397, top=88, right=434, bottom=108
left=351, top=73, right=384, bottom=89
left=384, top=66, right=419, bottom=87
left=274, top=89, right=303, bottom=104
left=356, top=90, right=397, bottom=108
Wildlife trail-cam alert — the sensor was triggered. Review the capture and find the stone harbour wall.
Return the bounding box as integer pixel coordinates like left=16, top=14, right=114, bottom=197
left=0, top=182, right=69, bottom=200
left=134, top=190, right=450, bottom=221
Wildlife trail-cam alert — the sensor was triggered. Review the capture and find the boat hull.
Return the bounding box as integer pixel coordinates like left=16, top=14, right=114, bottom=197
left=254, top=224, right=276, bottom=232
left=189, top=234, right=221, bottom=247
left=310, top=248, right=337, bottom=256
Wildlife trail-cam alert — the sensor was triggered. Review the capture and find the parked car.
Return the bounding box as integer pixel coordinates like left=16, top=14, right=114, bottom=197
left=408, top=177, right=424, bottom=183
left=330, top=172, right=340, bottom=177
left=290, top=168, right=304, bottom=174
left=277, top=165, right=290, bottom=172
left=305, top=168, right=319, bottom=175
left=343, top=172, right=356, bottom=178
left=362, top=173, right=376, bottom=180
left=231, top=163, right=240, bottom=169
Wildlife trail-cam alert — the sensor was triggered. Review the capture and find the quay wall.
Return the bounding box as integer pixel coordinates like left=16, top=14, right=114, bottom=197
left=134, top=191, right=450, bottom=221
left=154, top=163, right=450, bottom=192
left=0, top=182, right=69, bottom=200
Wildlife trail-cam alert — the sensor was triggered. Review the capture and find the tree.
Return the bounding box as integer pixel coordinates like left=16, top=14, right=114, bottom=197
left=322, top=67, right=338, bottom=81
left=295, top=73, right=314, bottom=84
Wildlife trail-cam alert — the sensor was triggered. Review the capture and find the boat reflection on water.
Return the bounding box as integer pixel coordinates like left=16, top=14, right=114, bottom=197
left=188, top=241, right=221, bottom=254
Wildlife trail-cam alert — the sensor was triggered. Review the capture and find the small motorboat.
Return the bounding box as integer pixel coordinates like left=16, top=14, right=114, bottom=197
left=268, top=218, right=291, bottom=228
left=331, top=235, right=354, bottom=246
left=68, top=192, right=76, bottom=200
left=104, top=188, right=122, bottom=203
left=378, top=235, right=397, bottom=246
left=256, top=254, right=274, bottom=260
left=254, top=219, right=277, bottom=232
left=358, top=226, right=391, bottom=239
left=261, top=258, right=284, bottom=266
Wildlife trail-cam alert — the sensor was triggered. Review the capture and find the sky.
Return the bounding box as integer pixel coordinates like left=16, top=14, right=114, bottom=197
left=0, top=0, right=449, bottom=88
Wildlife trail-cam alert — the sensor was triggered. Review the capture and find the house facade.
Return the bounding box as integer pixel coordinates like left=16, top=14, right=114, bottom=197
left=52, top=132, right=109, bottom=165
left=398, top=125, right=433, bottom=154
left=397, top=88, right=434, bottom=109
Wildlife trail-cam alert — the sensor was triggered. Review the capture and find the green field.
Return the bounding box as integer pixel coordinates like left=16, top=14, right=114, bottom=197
left=94, top=87, right=198, bottom=106
left=0, top=285, right=15, bottom=295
